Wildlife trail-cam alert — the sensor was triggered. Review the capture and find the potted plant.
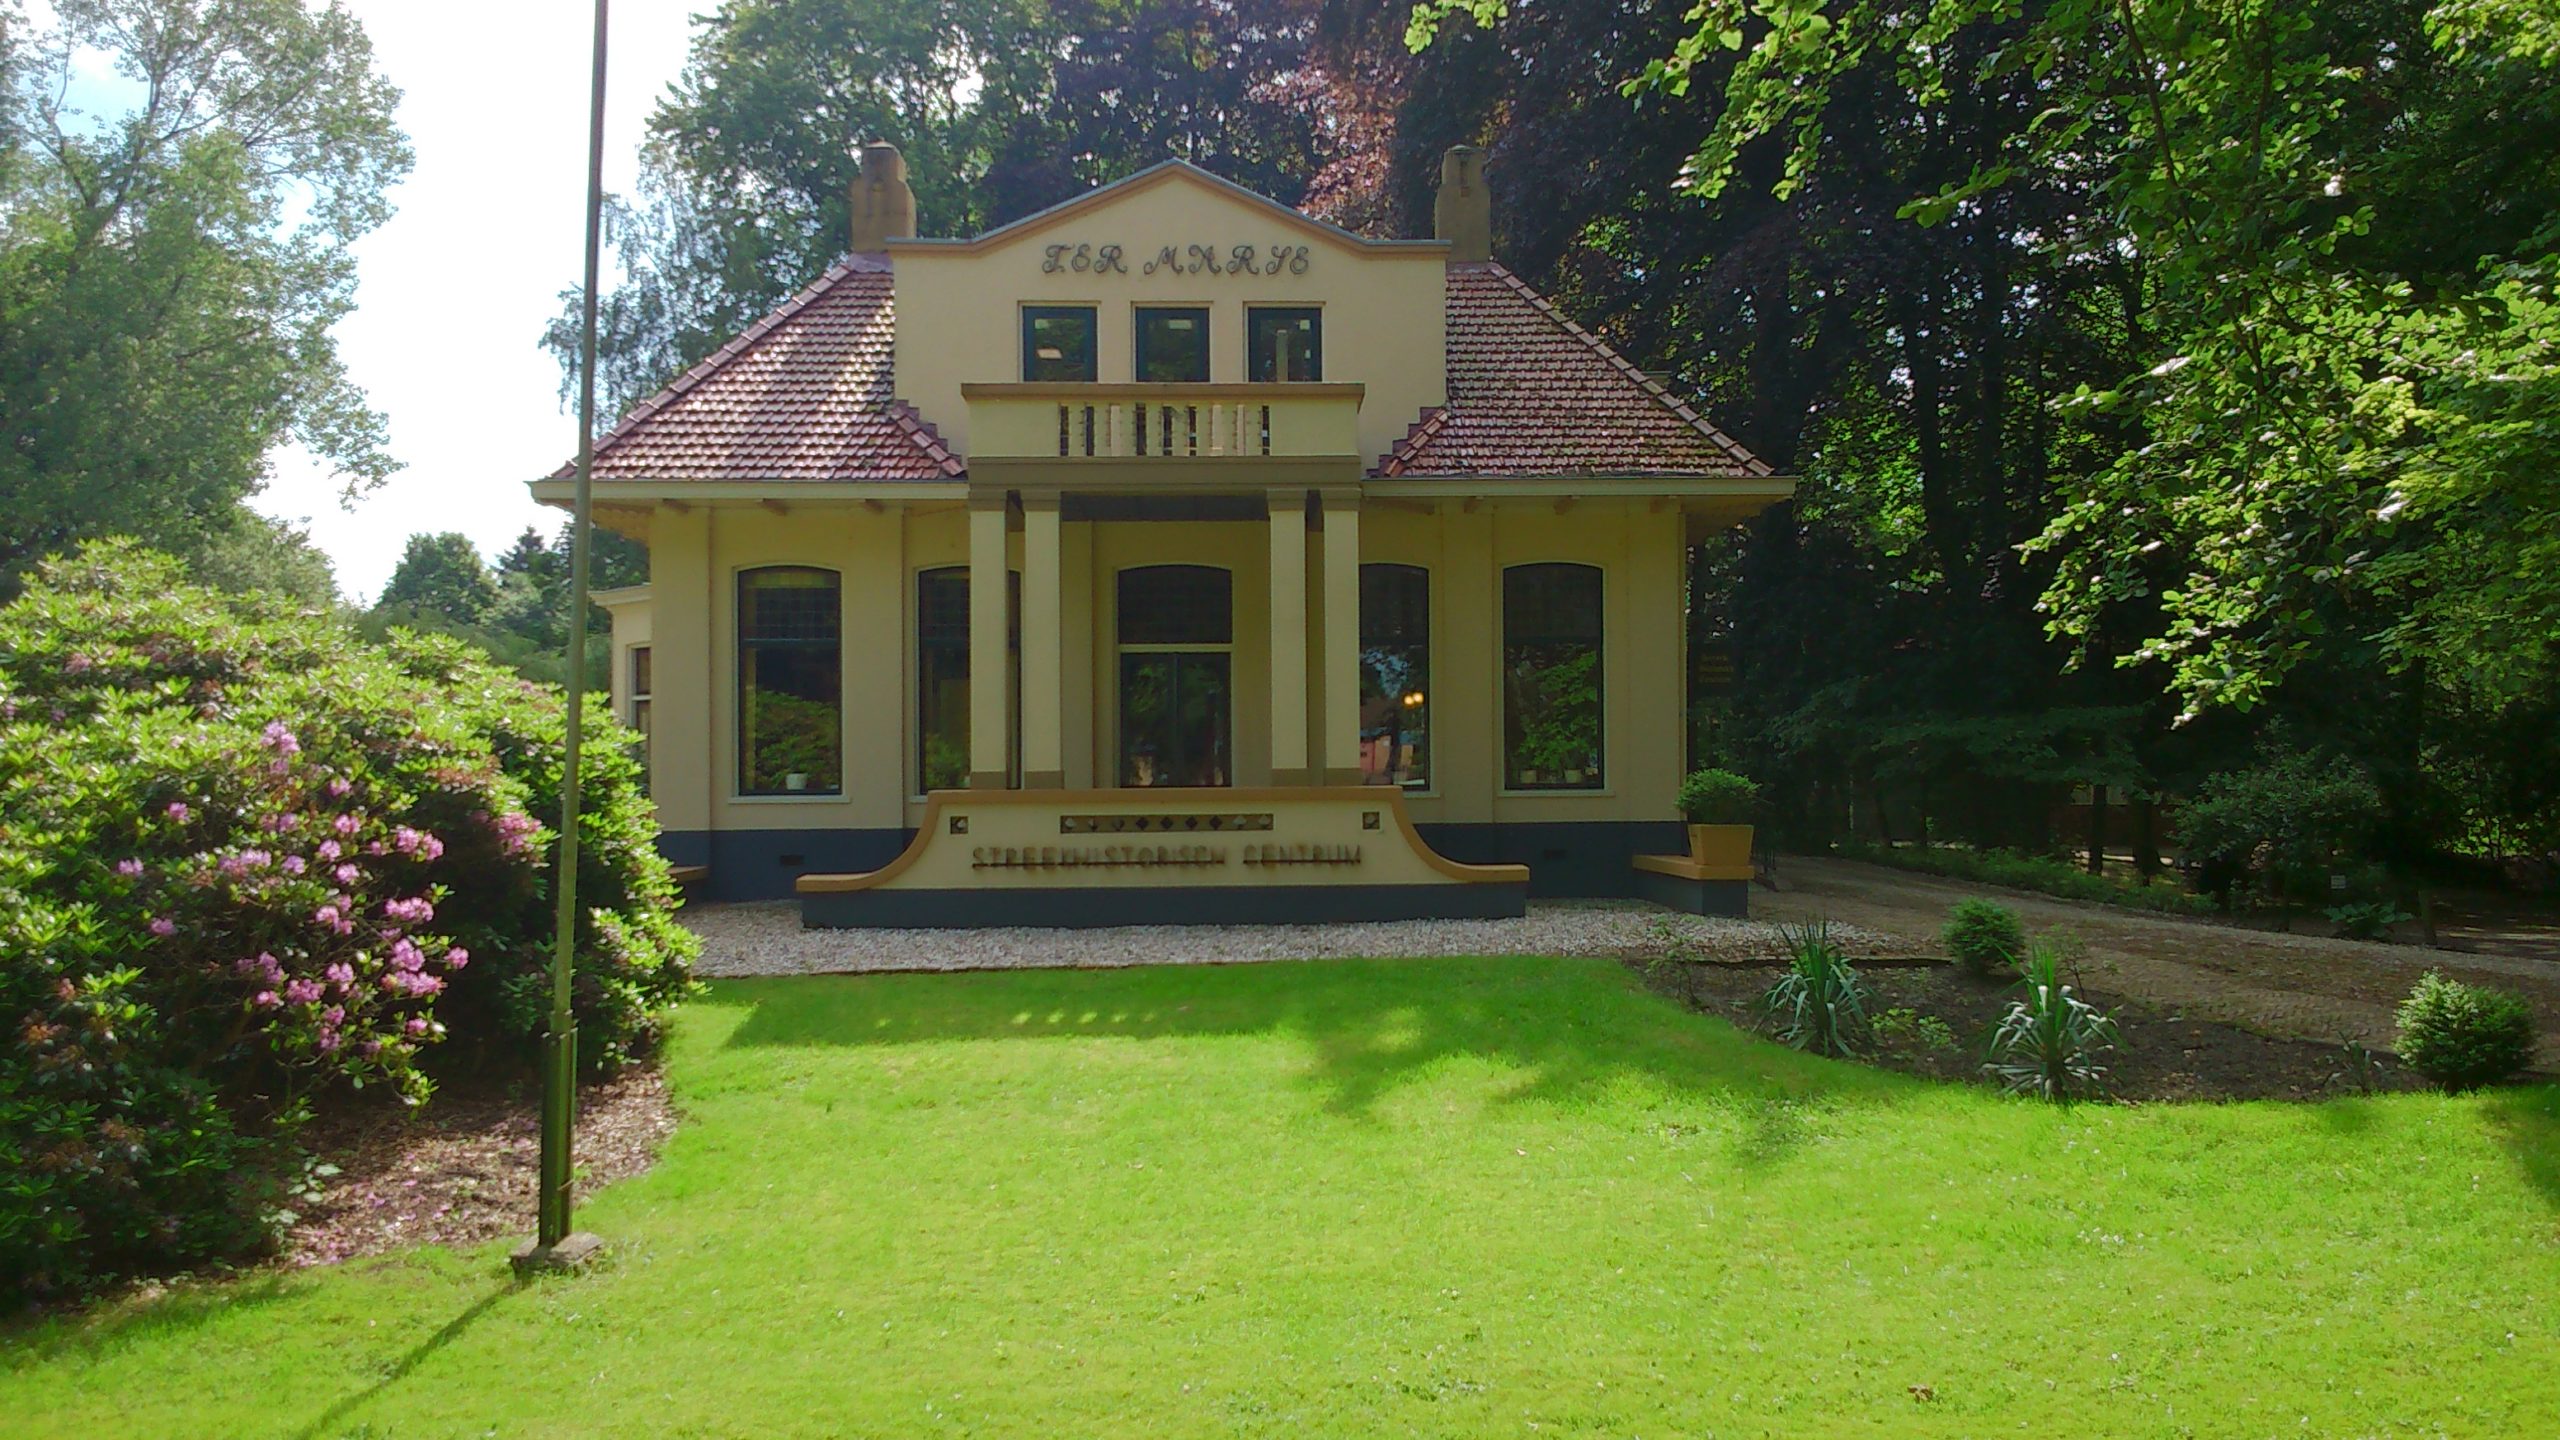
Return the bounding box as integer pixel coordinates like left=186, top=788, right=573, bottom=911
left=1677, top=767, right=1758, bottom=866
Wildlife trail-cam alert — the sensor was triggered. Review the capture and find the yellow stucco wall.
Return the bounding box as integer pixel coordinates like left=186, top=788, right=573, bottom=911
left=890, top=171, right=1448, bottom=467
left=636, top=496, right=1690, bottom=837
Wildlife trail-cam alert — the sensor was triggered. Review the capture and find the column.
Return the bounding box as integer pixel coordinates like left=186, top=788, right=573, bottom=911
left=967, top=495, right=1012, bottom=788
left=1320, top=491, right=1362, bottom=785
left=1267, top=488, right=1310, bottom=784
left=1021, top=498, right=1064, bottom=789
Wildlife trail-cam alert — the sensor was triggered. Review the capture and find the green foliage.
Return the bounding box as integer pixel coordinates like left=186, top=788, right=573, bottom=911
left=2324, top=900, right=2412, bottom=942
left=1837, top=841, right=2215, bottom=916
left=1984, top=942, right=2120, bottom=1102
left=0, top=545, right=696, bottom=1301
left=1676, top=767, right=1757, bottom=824
left=375, top=532, right=499, bottom=625
left=2394, top=971, right=2536, bottom=1093
left=1941, top=899, right=2026, bottom=979
left=179, top=513, right=341, bottom=607
left=0, top=0, right=411, bottom=589
left=1759, top=920, right=1870, bottom=1058
left=1870, top=1006, right=1957, bottom=1058
left=2179, top=746, right=2386, bottom=904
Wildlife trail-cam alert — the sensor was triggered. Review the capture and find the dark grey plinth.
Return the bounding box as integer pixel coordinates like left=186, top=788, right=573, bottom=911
left=1632, top=868, right=1751, bottom=919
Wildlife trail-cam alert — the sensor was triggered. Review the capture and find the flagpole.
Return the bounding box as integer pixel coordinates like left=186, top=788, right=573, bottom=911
left=517, top=0, right=611, bottom=1275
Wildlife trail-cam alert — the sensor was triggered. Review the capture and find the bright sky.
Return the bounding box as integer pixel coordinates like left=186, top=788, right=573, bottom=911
left=233, top=3, right=707, bottom=600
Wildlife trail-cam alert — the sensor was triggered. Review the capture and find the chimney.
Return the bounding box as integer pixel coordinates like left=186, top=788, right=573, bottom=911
left=850, top=141, right=916, bottom=252
left=1433, top=145, right=1492, bottom=262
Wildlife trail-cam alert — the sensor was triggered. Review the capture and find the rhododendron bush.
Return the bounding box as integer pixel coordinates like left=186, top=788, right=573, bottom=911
left=0, top=545, right=696, bottom=1301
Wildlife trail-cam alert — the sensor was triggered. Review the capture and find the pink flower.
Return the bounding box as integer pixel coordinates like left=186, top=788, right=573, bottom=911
left=322, top=1005, right=345, bottom=1025
left=317, top=839, right=342, bottom=861
left=326, top=777, right=352, bottom=799
left=383, top=896, right=435, bottom=925
left=390, top=938, right=426, bottom=973
left=165, top=801, right=189, bottom=823
left=316, top=1029, right=341, bottom=1053
left=285, top=978, right=323, bottom=1004
left=115, top=858, right=144, bottom=878
left=282, top=855, right=306, bottom=875
left=404, top=1017, right=430, bottom=1035
left=148, top=917, right=176, bottom=938
left=251, top=990, right=279, bottom=1009
left=261, top=720, right=300, bottom=756
left=333, top=813, right=361, bottom=836
left=443, top=946, right=469, bottom=970
left=334, top=864, right=361, bottom=886
left=64, top=653, right=92, bottom=674
left=325, top=964, right=354, bottom=988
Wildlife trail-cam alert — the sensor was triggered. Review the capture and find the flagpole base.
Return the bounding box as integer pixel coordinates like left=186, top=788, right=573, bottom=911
left=510, top=1231, right=605, bottom=1276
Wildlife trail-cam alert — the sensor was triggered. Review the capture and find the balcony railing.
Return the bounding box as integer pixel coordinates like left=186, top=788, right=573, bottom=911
left=960, top=383, right=1364, bottom=461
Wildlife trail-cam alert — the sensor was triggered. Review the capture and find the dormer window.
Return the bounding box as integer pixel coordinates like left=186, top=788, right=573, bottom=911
left=1248, top=307, right=1322, bottom=381
left=1135, top=306, right=1210, bottom=383
left=1022, top=305, right=1097, bottom=382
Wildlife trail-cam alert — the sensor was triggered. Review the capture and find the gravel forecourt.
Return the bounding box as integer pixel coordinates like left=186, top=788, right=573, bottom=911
left=684, top=899, right=1910, bottom=976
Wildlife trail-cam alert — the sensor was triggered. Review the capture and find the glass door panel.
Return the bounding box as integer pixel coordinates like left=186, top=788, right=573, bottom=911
left=1119, top=653, right=1231, bottom=787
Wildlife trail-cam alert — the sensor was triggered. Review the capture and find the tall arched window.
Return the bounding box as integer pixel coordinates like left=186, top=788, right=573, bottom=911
left=1359, top=564, right=1430, bottom=789
left=1502, top=563, right=1604, bottom=790
left=1116, top=564, right=1232, bottom=787
left=738, top=567, right=842, bottom=795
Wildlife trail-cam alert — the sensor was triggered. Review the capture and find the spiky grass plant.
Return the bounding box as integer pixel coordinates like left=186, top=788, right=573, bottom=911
left=1984, top=940, right=2119, bottom=1102
left=1760, top=920, right=1871, bottom=1058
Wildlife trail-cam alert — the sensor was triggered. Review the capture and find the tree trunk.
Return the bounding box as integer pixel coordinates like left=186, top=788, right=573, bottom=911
left=2134, top=797, right=2163, bottom=879
left=2087, top=784, right=2109, bottom=874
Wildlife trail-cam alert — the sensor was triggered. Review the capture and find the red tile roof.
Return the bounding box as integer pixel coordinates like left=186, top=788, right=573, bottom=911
left=1376, top=262, right=1772, bottom=479
left=553, top=253, right=962, bottom=484
left=558, top=255, right=1767, bottom=486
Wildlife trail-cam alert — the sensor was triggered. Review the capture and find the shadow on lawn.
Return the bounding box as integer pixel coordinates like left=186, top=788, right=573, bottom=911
left=711, top=954, right=1911, bottom=1123
left=288, top=1283, right=513, bottom=1440
left=2483, top=1086, right=2560, bottom=1208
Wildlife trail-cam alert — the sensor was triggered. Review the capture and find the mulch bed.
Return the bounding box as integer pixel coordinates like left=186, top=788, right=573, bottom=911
left=282, top=1067, right=678, bottom=1267
left=1637, top=958, right=2422, bottom=1102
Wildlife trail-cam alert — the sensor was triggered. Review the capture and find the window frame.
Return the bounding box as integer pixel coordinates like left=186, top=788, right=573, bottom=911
left=1246, top=305, right=1324, bottom=382
left=1020, top=304, right=1099, bottom=383
left=1134, top=304, right=1212, bottom=384
left=909, top=565, right=1023, bottom=799
left=734, top=565, right=845, bottom=799
left=1499, top=562, right=1607, bottom=794
left=1357, top=562, right=1431, bottom=792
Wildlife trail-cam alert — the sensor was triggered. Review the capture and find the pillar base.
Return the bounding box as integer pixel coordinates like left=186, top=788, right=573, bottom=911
left=510, top=1231, right=604, bottom=1276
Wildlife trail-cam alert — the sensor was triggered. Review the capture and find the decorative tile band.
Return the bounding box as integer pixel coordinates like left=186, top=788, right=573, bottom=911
left=1059, top=813, right=1276, bottom=835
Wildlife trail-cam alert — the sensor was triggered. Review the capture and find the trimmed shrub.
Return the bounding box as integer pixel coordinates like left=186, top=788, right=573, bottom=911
left=2324, top=900, right=2411, bottom=942
left=1677, top=768, right=1759, bottom=825
left=1942, top=898, right=2027, bottom=978
left=0, top=544, right=697, bottom=1302
left=2394, top=972, right=2536, bottom=1093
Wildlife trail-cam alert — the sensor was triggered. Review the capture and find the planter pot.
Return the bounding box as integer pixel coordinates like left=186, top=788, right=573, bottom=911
left=785, top=772, right=809, bottom=792
left=1687, top=823, right=1754, bottom=868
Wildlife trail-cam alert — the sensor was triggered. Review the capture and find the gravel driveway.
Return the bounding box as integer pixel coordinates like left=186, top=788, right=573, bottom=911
left=683, top=899, right=1906, bottom=977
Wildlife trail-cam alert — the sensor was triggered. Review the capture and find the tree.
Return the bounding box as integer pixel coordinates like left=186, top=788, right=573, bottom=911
left=0, top=0, right=412, bottom=591
left=550, top=0, right=1350, bottom=419
left=376, top=532, right=497, bottom=626
left=179, top=511, right=340, bottom=607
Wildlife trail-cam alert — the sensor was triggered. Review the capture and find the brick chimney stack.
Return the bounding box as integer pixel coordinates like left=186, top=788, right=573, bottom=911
left=851, top=141, right=916, bottom=252
left=1433, top=145, right=1492, bottom=262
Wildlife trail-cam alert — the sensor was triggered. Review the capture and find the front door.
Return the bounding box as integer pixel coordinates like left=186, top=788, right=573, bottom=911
left=1115, top=564, right=1233, bottom=788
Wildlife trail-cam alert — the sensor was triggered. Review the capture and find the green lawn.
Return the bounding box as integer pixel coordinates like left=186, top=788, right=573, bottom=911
left=7, top=957, right=2558, bottom=1438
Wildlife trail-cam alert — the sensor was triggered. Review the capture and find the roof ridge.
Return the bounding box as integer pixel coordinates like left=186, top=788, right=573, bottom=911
left=549, top=257, right=884, bottom=480
left=1478, top=263, right=1774, bottom=478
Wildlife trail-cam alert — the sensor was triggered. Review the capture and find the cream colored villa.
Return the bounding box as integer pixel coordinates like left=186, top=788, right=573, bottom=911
left=534, top=145, right=1791, bottom=926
